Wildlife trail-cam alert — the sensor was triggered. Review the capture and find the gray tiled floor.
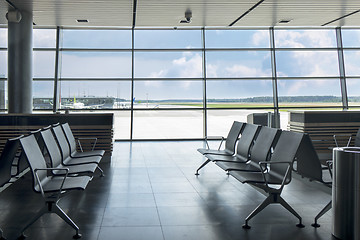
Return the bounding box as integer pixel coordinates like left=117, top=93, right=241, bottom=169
left=0, top=141, right=335, bottom=240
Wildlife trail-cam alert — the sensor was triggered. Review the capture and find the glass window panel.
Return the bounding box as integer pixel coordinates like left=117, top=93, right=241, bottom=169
left=0, top=80, right=6, bottom=110
left=206, top=51, right=271, bottom=78
left=344, top=50, right=360, bottom=76
left=0, top=51, right=6, bottom=78
left=274, top=29, right=337, bottom=48
left=135, top=52, right=202, bottom=78
left=134, top=80, right=202, bottom=108
left=33, top=51, right=55, bottom=78
left=33, top=81, right=54, bottom=109
left=135, top=30, right=201, bottom=49
left=205, top=30, right=270, bottom=48
left=208, top=109, right=270, bottom=136
left=341, top=29, right=360, bottom=47
left=347, top=79, right=360, bottom=107
left=60, top=52, right=131, bottom=78
left=277, top=79, right=342, bottom=107
left=113, top=111, right=131, bottom=139
left=207, top=80, right=273, bottom=108
left=33, top=81, right=54, bottom=98
left=133, top=110, right=203, bottom=139
left=33, top=29, right=56, bottom=48
left=0, top=28, right=7, bottom=48
left=61, top=29, right=131, bottom=49
left=59, top=81, right=131, bottom=109
left=276, top=51, right=339, bottom=77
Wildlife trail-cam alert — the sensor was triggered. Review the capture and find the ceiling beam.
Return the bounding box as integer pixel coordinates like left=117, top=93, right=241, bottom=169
left=322, top=9, right=360, bottom=26
left=229, top=0, right=265, bottom=26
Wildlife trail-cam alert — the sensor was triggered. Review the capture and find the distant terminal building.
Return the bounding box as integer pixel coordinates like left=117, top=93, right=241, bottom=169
left=33, top=97, right=117, bottom=109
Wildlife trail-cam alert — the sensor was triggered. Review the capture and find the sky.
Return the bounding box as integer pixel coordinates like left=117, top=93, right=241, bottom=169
left=1, top=28, right=360, bottom=100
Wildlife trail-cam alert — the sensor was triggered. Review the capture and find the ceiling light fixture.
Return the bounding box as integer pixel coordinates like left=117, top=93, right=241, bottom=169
left=279, top=19, right=292, bottom=24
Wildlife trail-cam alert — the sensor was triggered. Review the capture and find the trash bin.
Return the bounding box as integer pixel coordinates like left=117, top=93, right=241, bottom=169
left=332, top=147, right=360, bottom=240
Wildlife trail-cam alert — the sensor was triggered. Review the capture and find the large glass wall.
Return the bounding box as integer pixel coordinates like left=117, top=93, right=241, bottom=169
left=342, top=29, right=360, bottom=108
left=0, top=28, right=7, bottom=110
left=0, top=27, right=358, bottom=139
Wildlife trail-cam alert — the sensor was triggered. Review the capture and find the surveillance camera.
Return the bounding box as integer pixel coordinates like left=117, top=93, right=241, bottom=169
left=185, top=9, right=192, bottom=22
left=180, top=9, right=192, bottom=23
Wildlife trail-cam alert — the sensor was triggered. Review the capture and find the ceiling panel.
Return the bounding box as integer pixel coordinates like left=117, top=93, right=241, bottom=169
left=0, top=0, right=133, bottom=27
left=1, top=0, right=360, bottom=27
left=232, top=0, right=360, bottom=27
left=135, top=0, right=257, bottom=27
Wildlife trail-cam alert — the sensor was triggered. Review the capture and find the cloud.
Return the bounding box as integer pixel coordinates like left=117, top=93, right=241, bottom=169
left=280, top=79, right=339, bottom=96
left=252, top=30, right=269, bottom=46
left=144, top=80, right=162, bottom=87
left=60, top=53, right=131, bottom=78
left=225, top=65, right=269, bottom=77
left=149, top=70, right=167, bottom=78
left=171, top=53, right=202, bottom=78
left=144, top=52, right=202, bottom=80
left=206, top=64, right=218, bottom=78
left=343, top=51, right=360, bottom=76
left=33, top=29, right=56, bottom=48
left=0, top=29, right=7, bottom=46
left=275, top=30, right=335, bottom=48
left=291, top=51, right=338, bottom=77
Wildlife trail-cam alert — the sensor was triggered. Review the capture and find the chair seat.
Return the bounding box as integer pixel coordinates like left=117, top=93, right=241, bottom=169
left=229, top=171, right=283, bottom=185
left=216, top=161, right=261, bottom=172
left=71, top=149, right=105, bottom=158
left=53, top=163, right=98, bottom=175
left=37, top=175, right=91, bottom=193
left=207, top=154, right=248, bottom=163
left=197, top=148, right=232, bottom=156
left=63, top=155, right=102, bottom=166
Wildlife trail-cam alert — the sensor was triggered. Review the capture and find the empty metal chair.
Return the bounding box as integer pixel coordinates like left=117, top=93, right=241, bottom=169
left=195, top=123, right=258, bottom=175
left=40, top=128, right=98, bottom=176
left=52, top=125, right=104, bottom=176
left=197, top=121, right=245, bottom=156
left=229, top=131, right=305, bottom=229
left=215, top=126, right=281, bottom=173
left=18, top=134, right=92, bottom=239
left=61, top=123, right=105, bottom=158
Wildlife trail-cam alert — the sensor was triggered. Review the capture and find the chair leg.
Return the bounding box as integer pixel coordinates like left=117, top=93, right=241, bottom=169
left=0, top=228, right=6, bottom=240
left=195, top=159, right=211, bottom=175
left=53, top=204, right=81, bottom=239
left=97, top=166, right=105, bottom=177
left=18, top=202, right=82, bottom=239
left=312, top=200, right=331, bottom=228
left=243, top=195, right=273, bottom=229
left=19, top=205, right=48, bottom=238
left=278, top=196, right=304, bottom=228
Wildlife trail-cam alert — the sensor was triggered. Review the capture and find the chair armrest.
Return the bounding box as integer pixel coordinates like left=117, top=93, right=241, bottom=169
left=76, top=137, right=98, bottom=152
left=333, top=134, right=353, bottom=147
left=259, top=161, right=292, bottom=191
left=204, top=136, right=225, bottom=150
left=326, top=160, right=333, bottom=179
left=34, top=168, right=69, bottom=198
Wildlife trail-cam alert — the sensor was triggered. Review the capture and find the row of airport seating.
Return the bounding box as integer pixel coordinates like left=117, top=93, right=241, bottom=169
left=196, top=121, right=332, bottom=229
left=0, top=123, right=105, bottom=240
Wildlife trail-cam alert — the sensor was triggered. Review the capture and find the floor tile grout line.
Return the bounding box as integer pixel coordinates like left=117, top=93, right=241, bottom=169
left=144, top=141, right=166, bottom=240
